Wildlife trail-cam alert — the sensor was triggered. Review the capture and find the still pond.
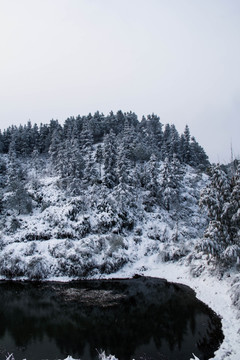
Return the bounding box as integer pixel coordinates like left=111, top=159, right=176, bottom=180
left=0, top=276, right=223, bottom=360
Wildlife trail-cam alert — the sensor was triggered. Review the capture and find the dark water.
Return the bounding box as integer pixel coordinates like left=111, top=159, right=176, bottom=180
left=0, top=276, right=223, bottom=360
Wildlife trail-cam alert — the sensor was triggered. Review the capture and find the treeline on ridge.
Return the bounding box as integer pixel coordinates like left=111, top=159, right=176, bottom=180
left=0, top=110, right=209, bottom=170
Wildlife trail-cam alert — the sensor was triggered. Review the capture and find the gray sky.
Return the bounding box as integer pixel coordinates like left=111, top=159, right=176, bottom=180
left=0, top=0, right=239, bottom=163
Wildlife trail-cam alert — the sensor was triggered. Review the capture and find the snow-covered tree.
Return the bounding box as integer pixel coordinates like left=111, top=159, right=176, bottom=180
left=200, top=163, right=240, bottom=263
left=80, top=120, right=93, bottom=153
left=4, top=149, right=32, bottom=215
left=160, top=156, right=181, bottom=211
left=95, top=144, right=103, bottom=180
left=83, top=152, right=98, bottom=185
left=103, top=130, right=117, bottom=189
left=49, top=126, right=63, bottom=171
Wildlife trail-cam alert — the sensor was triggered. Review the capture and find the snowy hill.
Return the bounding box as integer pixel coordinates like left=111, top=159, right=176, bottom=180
left=0, top=112, right=212, bottom=281
left=0, top=159, right=207, bottom=280
left=0, top=112, right=240, bottom=359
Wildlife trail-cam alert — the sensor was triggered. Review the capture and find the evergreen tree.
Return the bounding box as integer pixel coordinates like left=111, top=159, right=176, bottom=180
left=162, top=124, right=172, bottom=160
left=31, top=147, right=41, bottom=175
left=90, top=111, right=105, bottom=142
left=131, top=133, right=151, bottom=163
left=114, top=142, right=131, bottom=208
left=190, top=137, right=209, bottom=169
left=49, top=126, right=63, bottom=172
left=39, top=123, right=51, bottom=153
left=227, top=162, right=240, bottom=244
left=169, top=125, right=180, bottom=160
left=147, top=153, right=159, bottom=197
left=142, top=154, right=159, bottom=211
left=180, top=125, right=191, bottom=164
left=83, top=153, right=98, bottom=185
left=5, top=146, right=32, bottom=215
left=103, top=130, right=117, bottom=188
left=144, top=114, right=163, bottom=155
left=80, top=120, right=93, bottom=153
left=160, top=156, right=181, bottom=211
left=95, top=144, right=103, bottom=181
left=200, top=164, right=232, bottom=259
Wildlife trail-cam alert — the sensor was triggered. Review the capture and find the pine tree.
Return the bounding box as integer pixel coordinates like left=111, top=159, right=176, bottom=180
left=83, top=153, right=98, bottom=185
left=142, top=154, right=160, bottom=211
left=91, top=111, right=105, bottom=142
left=228, top=163, right=240, bottom=244
left=144, top=114, right=163, bottom=155
left=180, top=125, right=191, bottom=164
left=103, top=130, right=117, bottom=188
left=114, top=142, right=131, bottom=208
left=160, top=157, right=181, bottom=211
left=80, top=120, right=93, bottom=153
left=162, top=124, right=171, bottom=160
left=200, top=164, right=233, bottom=259
left=169, top=125, right=180, bottom=160
left=49, top=126, right=63, bottom=171
left=147, top=154, right=159, bottom=197
left=190, top=137, right=209, bottom=169
left=95, top=144, right=103, bottom=180
left=5, top=146, right=32, bottom=215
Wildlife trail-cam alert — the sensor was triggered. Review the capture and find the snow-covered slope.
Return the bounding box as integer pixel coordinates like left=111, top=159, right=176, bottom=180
left=0, top=162, right=207, bottom=280
left=0, top=155, right=240, bottom=359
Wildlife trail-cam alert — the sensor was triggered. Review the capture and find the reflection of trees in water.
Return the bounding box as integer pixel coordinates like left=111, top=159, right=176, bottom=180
left=0, top=277, right=223, bottom=360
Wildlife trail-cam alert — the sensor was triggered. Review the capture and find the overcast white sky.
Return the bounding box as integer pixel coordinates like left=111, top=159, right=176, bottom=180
left=0, top=0, right=239, bottom=163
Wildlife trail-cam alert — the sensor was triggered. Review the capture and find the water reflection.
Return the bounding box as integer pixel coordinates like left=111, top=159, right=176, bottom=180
left=0, top=277, right=223, bottom=360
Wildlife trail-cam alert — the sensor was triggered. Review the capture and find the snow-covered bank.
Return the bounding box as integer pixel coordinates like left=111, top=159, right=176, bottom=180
left=101, top=256, right=240, bottom=360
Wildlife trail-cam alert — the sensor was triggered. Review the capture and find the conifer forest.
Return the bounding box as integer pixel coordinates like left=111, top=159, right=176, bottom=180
left=0, top=111, right=240, bottom=360
left=0, top=110, right=239, bottom=281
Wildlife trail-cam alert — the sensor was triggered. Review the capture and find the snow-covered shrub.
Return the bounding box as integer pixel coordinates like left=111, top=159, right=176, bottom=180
left=26, top=256, right=50, bottom=280
left=160, top=226, right=170, bottom=243
left=200, top=221, right=227, bottom=256
left=93, top=212, right=118, bottom=233
left=147, top=225, right=162, bottom=240
left=9, top=216, right=21, bottom=232
left=106, top=234, right=126, bottom=254
left=134, top=227, right=142, bottom=236
left=0, top=254, right=26, bottom=278
left=190, top=264, right=206, bottom=277
left=5, top=354, right=15, bottom=360
left=100, top=255, right=127, bottom=274
left=57, top=256, right=85, bottom=277
left=41, top=200, right=51, bottom=212
left=133, top=236, right=142, bottom=244
left=23, top=241, right=37, bottom=256
left=20, top=232, right=51, bottom=242
left=98, top=351, right=118, bottom=360
left=221, top=245, right=240, bottom=267
left=159, top=243, right=190, bottom=262
left=4, top=187, right=33, bottom=215
left=144, top=241, right=160, bottom=256
left=74, top=216, right=91, bottom=237
left=48, top=242, right=66, bottom=259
